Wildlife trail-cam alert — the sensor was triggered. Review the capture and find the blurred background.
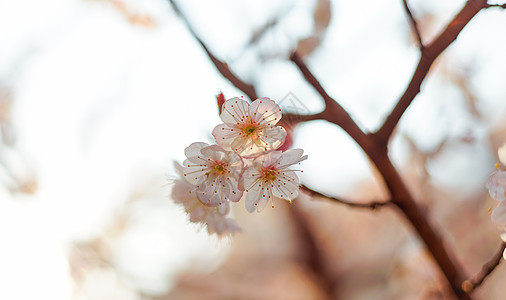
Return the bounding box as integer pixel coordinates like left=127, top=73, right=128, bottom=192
left=0, top=0, right=505, bottom=299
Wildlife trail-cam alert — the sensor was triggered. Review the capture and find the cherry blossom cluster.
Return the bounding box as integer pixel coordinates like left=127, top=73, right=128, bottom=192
left=486, top=143, right=506, bottom=258
left=171, top=96, right=307, bottom=236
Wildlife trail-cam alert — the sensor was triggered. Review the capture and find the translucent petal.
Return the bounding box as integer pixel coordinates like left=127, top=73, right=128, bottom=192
left=197, top=173, right=243, bottom=205
left=249, top=97, right=282, bottom=125
left=486, top=169, right=506, bottom=202
left=217, top=200, right=230, bottom=215
left=220, top=97, right=251, bottom=124
left=272, top=170, right=300, bottom=200
left=259, top=126, right=286, bottom=151
left=206, top=213, right=241, bottom=235
left=245, top=181, right=270, bottom=213
left=256, top=151, right=283, bottom=168
left=231, top=136, right=259, bottom=155
left=492, top=200, right=506, bottom=227
left=184, top=142, right=209, bottom=158
left=212, top=123, right=241, bottom=150
left=182, top=158, right=209, bottom=185
left=224, top=177, right=243, bottom=202
left=242, top=166, right=262, bottom=189
left=200, top=145, right=228, bottom=162
left=278, top=149, right=307, bottom=168
left=189, top=206, right=205, bottom=222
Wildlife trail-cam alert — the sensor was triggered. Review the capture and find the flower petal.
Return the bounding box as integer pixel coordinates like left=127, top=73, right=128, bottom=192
left=492, top=200, right=506, bottom=227
left=278, top=149, right=307, bottom=168
left=220, top=97, right=251, bottom=124
left=184, top=142, right=209, bottom=158
left=245, top=181, right=270, bottom=213
left=250, top=97, right=282, bottom=126
left=242, top=166, right=262, bottom=190
left=272, top=170, right=300, bottom=200
left=212, top=123, right=241, bottom=150
left=486, top=169, right=506, bottom=202
left=182, top=158, right=210, bottom=185
left=259, top=126, right=286, bottom=151
left=197, top=174, right=243, bottom=205
left=256, top=151, right=283, bottom=168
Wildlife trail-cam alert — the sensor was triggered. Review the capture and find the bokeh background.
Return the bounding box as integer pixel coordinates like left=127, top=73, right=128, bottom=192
left=0, top=0, right=505, bottom=299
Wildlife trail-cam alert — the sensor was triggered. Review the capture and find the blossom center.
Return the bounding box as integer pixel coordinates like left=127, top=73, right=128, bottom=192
left=244, top=125, right=257, bottom=136
left=261, top=168, right=278, bottom=182
left=206, top=163, right=227, bottom=176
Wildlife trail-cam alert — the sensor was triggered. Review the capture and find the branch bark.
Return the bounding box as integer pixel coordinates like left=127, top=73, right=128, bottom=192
left=462, top=242, right=506, bottom=293
left=300, top=184, right=389, bottom=209
left=289, top=52, right=471, bottom=299
left=375, top=0, right=489, bottom=145
left=402, top=0, right=424, bottom=49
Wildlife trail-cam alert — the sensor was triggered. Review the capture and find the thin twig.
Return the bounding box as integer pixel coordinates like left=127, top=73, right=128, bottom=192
left=485, top=3, right=506, bottom=8
left=375, top=0, right=489, bottom=145
left=289, top=52, right=370, bottom=146
left=462, top=242, right=506, bottom=293
left=300, top=184, right=389, bottom=209
left=402, top=0, right=424, bottom=49
left=289, top=52, right=335, bottom=110
left=168, top=0, right=258, bottom=100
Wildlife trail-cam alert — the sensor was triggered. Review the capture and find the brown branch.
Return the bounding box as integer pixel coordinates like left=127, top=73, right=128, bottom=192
left=300, top=184, right=389, bottom=209
left=485, top=3, right=506, bottom=8
left=289, top=52, right=375, bottom=151
left=402, top=0, right=424, bottom=49
left=462, top=242, right=506, bottom=293
left=290, top=47, right=472, bottom=300
left=168, top=0, right=258, bottom=101
left=375, top=0, right=489, bottom=145
left=289, top=52, right=335, bottom=110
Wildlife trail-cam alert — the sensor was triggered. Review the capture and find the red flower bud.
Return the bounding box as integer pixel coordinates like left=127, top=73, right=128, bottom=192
left=216, top=92, right=226, bottom=115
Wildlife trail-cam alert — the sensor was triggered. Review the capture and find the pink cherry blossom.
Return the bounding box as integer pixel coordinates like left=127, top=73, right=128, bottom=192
left=212, top=97, right=287, bottom=156
left=172, top=162, right=241, bottom=235
left=487, top=169, right=506, bottom=202
left=242, top=149, right=307, bottom=213
left=182, top=142, right=243, bottom=208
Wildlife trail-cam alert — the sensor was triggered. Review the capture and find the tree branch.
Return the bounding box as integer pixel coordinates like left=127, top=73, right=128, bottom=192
left=168, top=0, right=258, bottom=100
left=375, top=0, right=489, bottom=145
left=290, top=47, right=472, bottom=300
left=402, top=0, right=424, bottom=49
left=485, top=3, right=506, bottom=9
left=300, top=184, right=389, bottom=209
left=289, top=52, right=336, bottom=110
left=462, top=242, right=506, bottom=293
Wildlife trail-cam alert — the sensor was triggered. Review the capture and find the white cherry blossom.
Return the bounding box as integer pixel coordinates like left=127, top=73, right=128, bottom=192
left=212, top=97, right=287, bottom=156
left=182, top=142, right=243, bottom=208
left=242, top=149, right=307, bottom=213
left=172, top=162, right=241, bottom=235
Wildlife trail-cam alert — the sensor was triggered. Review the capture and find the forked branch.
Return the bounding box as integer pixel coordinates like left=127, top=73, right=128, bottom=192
left=375, top=0, right=490, bottom=145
